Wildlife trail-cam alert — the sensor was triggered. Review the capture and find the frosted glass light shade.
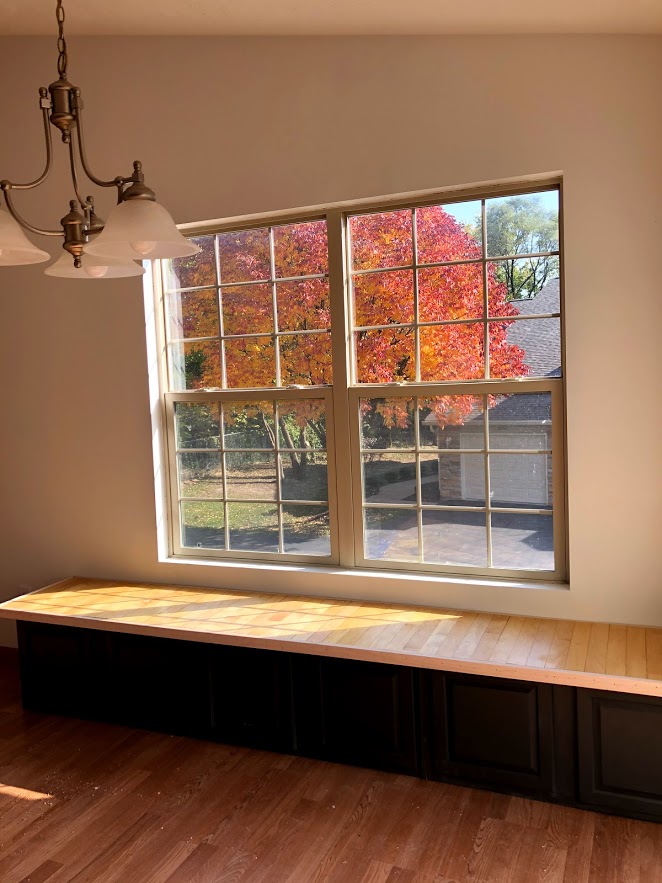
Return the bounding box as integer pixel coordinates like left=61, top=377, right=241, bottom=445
left=0, top=208, right=50, bottom=265
left=44, top=250, right=145, bottom=279
left=84, top=199, right=200, bottom=261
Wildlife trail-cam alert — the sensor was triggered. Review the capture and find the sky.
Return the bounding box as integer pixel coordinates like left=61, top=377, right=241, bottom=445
left=444, top=189, right=559, bottom=228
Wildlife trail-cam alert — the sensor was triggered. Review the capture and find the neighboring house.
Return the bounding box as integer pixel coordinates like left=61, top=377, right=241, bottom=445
left=426, top=279, right=560, bottom=508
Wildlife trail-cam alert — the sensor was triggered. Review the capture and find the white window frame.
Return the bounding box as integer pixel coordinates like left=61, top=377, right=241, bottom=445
left=152, top=176, right=567, bottom=583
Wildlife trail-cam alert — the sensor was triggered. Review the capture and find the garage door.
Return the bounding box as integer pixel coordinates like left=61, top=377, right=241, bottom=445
left=460, top=433, right=549, bottom=507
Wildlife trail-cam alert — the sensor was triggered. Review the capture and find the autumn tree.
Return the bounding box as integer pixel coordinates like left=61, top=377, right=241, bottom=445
left=166, top=208, right=526, bottom=453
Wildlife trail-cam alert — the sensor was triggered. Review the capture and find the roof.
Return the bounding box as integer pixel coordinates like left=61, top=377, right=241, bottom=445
left=423, top=278, right=561, bottom=429
left=506, top=278, right=561, bottom=379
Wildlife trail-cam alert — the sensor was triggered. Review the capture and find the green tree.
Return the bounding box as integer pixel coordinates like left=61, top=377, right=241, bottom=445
left=481, top=195, right=559, bottom=300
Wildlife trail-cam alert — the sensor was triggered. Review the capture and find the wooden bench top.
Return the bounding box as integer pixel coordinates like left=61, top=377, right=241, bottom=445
left=2, top=576, right=661, bottom=697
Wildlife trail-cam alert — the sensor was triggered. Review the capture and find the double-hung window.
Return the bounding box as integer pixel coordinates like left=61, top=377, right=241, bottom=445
left=156, top=180, right=565, bottom=581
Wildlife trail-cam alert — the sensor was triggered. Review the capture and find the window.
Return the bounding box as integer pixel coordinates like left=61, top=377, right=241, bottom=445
left=155, top=181, right=565, bottom=581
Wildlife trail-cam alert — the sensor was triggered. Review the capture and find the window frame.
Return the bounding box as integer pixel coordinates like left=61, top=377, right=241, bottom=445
left=154, top=176, right=567, bottom=582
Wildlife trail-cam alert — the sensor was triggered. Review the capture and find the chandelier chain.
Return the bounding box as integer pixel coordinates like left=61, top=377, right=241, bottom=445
left=56, top=0, right=67, bottom=79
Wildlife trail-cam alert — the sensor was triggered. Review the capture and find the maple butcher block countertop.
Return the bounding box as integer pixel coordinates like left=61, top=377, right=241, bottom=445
left=1, top=576, right=661, bottom=698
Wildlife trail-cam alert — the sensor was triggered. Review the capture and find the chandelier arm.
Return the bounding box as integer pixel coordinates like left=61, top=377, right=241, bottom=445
left=73, top=93, right=129, bottom=190
left=4, top=98, right=54, bottom=192
left=1, top=188, right=62, bottom=238
left=67, top=137, right=88, bottom=211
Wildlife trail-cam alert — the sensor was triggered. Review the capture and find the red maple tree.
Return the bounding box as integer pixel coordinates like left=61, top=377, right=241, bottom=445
left=168, top=208, right=525, bottom=437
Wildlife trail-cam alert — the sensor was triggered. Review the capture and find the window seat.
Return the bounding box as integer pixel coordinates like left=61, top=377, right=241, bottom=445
left=1, top=575, right=660, bottom=697
left=4, top=576, right=662, bottom=822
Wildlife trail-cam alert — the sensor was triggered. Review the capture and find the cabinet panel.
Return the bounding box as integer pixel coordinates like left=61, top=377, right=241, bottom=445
left=209, top=645, right=294, bottom=752
left=104, top=632, right=211, bottom=737
left=17, top=622, right=101, bottom=718
left=425, top=672, right=556, bottom=796
left=577, top=690, right=662, bottom=820
left=292, top=656, right=419, bottom=775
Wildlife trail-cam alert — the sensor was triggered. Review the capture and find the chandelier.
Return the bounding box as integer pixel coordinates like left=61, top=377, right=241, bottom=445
left=0, top=0, right=199, bottom=279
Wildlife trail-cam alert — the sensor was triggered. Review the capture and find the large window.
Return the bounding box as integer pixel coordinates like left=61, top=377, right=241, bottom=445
left=156, top=181, right=565, bottom=581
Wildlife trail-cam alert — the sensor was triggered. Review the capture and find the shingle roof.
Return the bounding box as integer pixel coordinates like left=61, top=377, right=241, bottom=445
left=506, top=278, right=561, bottom=378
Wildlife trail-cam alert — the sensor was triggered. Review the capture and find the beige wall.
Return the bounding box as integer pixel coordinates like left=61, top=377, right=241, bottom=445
left=0, top=36, right=661, bottom=645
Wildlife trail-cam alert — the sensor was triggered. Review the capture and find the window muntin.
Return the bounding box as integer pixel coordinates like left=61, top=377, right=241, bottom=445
left=348, top=190, right=561, bottom=385
left=158, top=183, right=565, bottom=580
left=168, top=390, right=335, bottom=560
left=351, top=386, right=559, bottom=575
left=165, top=219, right=331, bottom=391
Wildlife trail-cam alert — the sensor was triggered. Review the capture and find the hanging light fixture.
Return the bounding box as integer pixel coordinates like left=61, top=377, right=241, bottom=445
left=0, top=0, right=199, bottom=279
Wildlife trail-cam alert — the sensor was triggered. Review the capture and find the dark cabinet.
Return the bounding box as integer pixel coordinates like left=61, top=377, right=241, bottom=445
left=17, top=620, right=662, bottom=822
left=292, top=655, right=419, bottom=775
left=17, top=621, right=101, bottom=718
left=209, top=644, right=294, bottom=752
left=424, top=671, right=559, bottom=798
left=104, top=632, right=211, bottom=737
left=577, top=689, right=662, bottom=821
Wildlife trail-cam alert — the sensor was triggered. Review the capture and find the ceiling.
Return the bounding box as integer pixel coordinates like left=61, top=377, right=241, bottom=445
left=1, top=0, right=661, bottom=36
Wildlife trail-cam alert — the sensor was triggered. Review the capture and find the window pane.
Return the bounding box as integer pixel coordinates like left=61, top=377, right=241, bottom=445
left=489, top=454, right=551, bottom=508
left=416, top=201, right=482, bottom=264
left=419, top=324, right=484, bottom=382
left=228, top=503, right=279, bottom=552
left=486, top=191, right=559, bottom=258
left=488, top=260, right=560, bottom=311
left=349, top=210, right=413, bottom=271
left=175, top=403, right=221, bottom=449
left=364, top=508, right=419, bottom=562
left=169, top=340, right=221, bottom=391
left=488, top=394, right=552, bottom=449
left=356, top=328, right=415, bottom=383
left=178, top=452, right=223, bottom=499
left=181, top=501, right=224, bottom=550
left=360, top=397, right=415, bottom=450
left=223, top=402, right=275, bottom=449
left=279, top=333, right=333, bottom=385
left=224, top=337, right=275, bottom=387
left=273, top=220, right=328, bottom=278
left=281, top=453, right=328, bottom=502
left=418, top=396, right=484, bottom=449
left=422, top=510, right=488, bottom=567
left=420, top=453, right=486, bottom=506
left=222, top=284, right=273, bottom=336
left=282, top=505, right=331, bottom=556
left=491, top=512, right=554, bottom=571
left=163, top=236, right=216, bottom=290
left=363, top=453, right=416, bottom=504
left=225, top=452, right=277, bottom=501
left=489, top=318, right=561, bottom=379
left=218, top=228, right=271, bottom=284
left=278, top=400, right=326, bottom=450
left=418, top=264, right=484, bottom=323
left=352, top=270, right=414, bottom=327
left=276, top=279, right=330, bottom=331
left=167, top=289, right=219, bottom=340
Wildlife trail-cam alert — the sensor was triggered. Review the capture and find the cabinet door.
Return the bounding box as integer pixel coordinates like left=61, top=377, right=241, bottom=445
left=104, top=632, right=211, bottom=737
left=292, top=655, right=419, bottom=775
left=17, top=622, right=102, bottom=718
left=425, top=671, right=556, bottom=797
left=577, top=689, right=662, bottom=821
left=209, top=644, right=294, bottom=752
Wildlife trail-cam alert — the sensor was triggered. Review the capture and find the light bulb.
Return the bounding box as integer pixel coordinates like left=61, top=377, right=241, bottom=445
left=84, top=264, right=109, bottom=279
left=129, top=240, right=157, bottom=256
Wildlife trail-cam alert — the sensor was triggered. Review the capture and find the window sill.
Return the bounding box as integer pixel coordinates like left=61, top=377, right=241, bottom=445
left=159, top=552, right=570, bottom=595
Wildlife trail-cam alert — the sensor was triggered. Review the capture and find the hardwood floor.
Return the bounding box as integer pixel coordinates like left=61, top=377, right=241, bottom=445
left=0, top=650, right=660, bottom=883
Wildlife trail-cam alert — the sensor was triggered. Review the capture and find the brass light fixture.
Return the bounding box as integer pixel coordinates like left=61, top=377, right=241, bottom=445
left=0, top=0, right=199, bottom=279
